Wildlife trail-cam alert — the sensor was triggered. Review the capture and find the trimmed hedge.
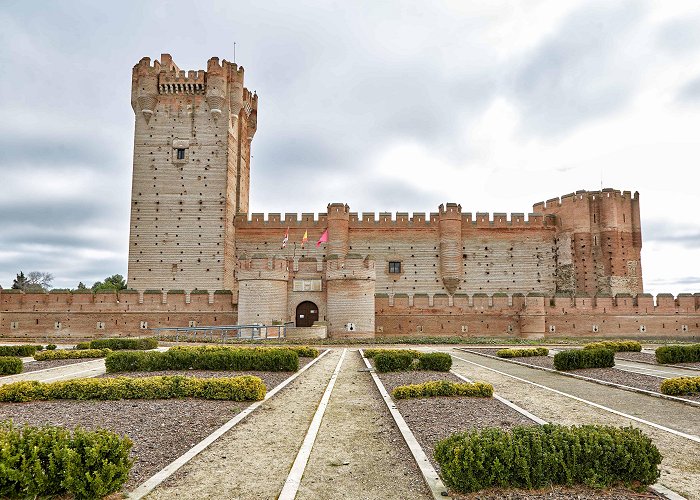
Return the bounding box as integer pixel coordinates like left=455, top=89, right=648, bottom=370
left=364, top=348, right=420, bottom=359
left=416, top=352, right=452, bottom=371
left=106, top=347, right=299, bottom=373
left=374, top=350, right=451, bottom=372
left=434, top=424, right=662, bottom=493
left=553, top=348, right=614, bottom=371
left=0, top=422, right=132, bottom=499
left=88, top=338, right=158, bottom=350
left=289, top=346, right=320, bottom=358
left=375, top=351, right=415, bottom=372
left=655, top=344, right=700, bottom=364
left=0, top=345, right=42, bottom=357
left=392, top=380, right=493, bottom=399
left=497, top=347, right=549, bottom=358
left=34, top=349, right=111, bottom=361
left=583, top=341, right=641, bottom=352
left=0, top=375, right=266, bottom=402
left=0, top=357, right=23, bottom=375
left=660, top=376, right=700, bottom=396
left=46, top=344, right=57, bottom=350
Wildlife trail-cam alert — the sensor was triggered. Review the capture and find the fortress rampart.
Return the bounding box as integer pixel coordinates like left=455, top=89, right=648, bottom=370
left=1, top=289, right=697, bottom=340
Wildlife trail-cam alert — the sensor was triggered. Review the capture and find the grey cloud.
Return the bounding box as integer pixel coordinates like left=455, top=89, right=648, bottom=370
left=678, top=76, right=700, bottom=103
left=657, top=16, right=700, bottom=53
left=510, top=2, right=646, bottom=136
left=643, top=220, right=700, bottom=248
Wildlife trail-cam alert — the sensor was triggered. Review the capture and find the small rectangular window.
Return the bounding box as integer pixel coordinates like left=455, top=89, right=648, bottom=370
left=389, top=261, right=401, bottom=273
left=176, top=149, right=185, bottom=160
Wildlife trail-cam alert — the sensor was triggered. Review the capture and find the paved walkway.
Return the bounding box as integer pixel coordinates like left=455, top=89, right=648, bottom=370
left=0, top=359, right=106, bottom=385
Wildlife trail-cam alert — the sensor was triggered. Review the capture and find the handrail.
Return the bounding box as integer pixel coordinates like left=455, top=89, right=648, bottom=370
left=151, top=324, right=287, bottom=342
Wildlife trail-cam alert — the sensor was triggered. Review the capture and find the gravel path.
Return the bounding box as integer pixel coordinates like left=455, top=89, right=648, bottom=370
left=296, top=350, right=430, bottom=500
left=448, top=349, right=700, bottom=499
left=147, top=350, right=342, bottom=499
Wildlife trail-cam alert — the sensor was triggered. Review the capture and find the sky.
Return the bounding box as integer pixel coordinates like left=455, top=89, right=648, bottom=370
left=0, top=0, right=699, bottom=295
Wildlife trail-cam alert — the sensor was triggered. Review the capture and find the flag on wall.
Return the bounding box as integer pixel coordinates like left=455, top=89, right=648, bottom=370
left=281, top=227, right=289, bottom=249
left=301, top=229, right=308, bottom=248
left=316, top=228, right=328, bottom=247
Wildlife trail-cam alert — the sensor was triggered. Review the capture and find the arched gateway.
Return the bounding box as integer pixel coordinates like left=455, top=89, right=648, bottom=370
left=296, top=301, right=319, bottom=327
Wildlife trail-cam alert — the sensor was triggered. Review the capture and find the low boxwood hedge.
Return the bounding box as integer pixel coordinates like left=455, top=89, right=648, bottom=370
left=0, top=421, right=132, bottom=499
left=374, top=350, right=452, bottom=372
left=497, top=347, right=549, bottom=358
left=434, top=424, right=661, bottom=493
left=87, top=337, right=158, bottom=350
left=660, top=376, right=700, bottom=396
left=105, top=347, right=299, bottom=373
left=374, top=351, right=415, bottom=372
left=363, top=348, right=420, bottom=359
left=34, top=349, right=111, bottom=361
left=0, top=375, right=266, bottom=402
left=583, top=341, right=641, bottom=352
left=392, top=380, right=493, bottom=399
left=655, top=344, right=700, bottom=364
left=416, top=352, right=452, bottom=371
left=553, top=348, right=614, bottom=371
left=0, top=345, right=42, bottom=357
left=0, top=357, right=23, bottom=375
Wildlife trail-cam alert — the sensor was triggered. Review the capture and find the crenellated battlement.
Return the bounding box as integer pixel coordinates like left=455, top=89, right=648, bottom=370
left=533, top=188, right=639, bottom=212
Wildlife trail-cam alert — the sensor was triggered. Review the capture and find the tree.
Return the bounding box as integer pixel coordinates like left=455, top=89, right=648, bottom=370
left=11, top=271, right=53, bottom=292
left=76, top=282, right=87, bottom=290
left=91, top=274, right=127, bottom=292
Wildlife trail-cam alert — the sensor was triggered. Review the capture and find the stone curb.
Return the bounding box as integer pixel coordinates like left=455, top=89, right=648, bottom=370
left=457, top=349, right=700, bottom=409
left=359, top=349, right=450, bottom=500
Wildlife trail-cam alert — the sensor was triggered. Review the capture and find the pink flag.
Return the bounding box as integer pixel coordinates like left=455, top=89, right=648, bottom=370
left=316, top=228, right=328, bottom=247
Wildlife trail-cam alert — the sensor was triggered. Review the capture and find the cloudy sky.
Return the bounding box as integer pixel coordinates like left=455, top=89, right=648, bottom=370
left=0, top=0, right=699, bottom=294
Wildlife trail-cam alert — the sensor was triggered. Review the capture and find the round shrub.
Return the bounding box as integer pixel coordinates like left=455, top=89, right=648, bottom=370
left=0, top=422, right=133, bottom=499
left=553, top=348, right=614, bottom=371
left=434, top=424, right=662, bottom=493
left=0, top=357, right=23, bottom=375
left=660, top=376, right=700, bottom=396
left=655, top=344, right=700, bottom=364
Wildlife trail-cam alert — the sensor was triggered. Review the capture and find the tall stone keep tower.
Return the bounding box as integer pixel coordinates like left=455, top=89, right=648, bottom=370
left=128, top=54, right=257, bottom=292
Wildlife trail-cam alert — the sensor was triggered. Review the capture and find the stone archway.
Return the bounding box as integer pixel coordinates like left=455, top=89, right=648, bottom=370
left=296, top=301, right=319, bottom=327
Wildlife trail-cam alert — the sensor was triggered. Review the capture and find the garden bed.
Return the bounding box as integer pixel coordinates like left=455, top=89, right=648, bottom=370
left=0, top=357, right=315, bottom=490
left=475, top=349, right=700, bottom=403
left=370, top=356, right=664, bottom=499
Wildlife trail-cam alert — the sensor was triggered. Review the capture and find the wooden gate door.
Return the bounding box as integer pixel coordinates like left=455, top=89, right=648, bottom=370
left=296, top=301, right=319, bottom=327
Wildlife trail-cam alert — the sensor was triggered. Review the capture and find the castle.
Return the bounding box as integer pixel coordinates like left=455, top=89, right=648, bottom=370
left=0, top=54, right=697, bottom=340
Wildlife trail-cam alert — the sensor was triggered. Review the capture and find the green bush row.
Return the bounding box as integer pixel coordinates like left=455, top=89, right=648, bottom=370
left=106, top=347, right=299, bottom=373
left=392, top=380, right=493, bottom=399
left=583, top=340, right=641, bottom=352
left=655, top=344, right=700, bottom=364
left=0, top=421, right=132, bottom=499
left=364, top=348, right=420, bottom=359
left=553, top=348, right=614, bottom=371
left=0, top=375, right=266, bottom=403
left=497, top=347, right=549, bottom=358
left=434, top=424, right=662, bottom=493
left=374, top=351, right=452, bottom=372
left=0, top=357, right=23, bottom=376
left=173, top=344, right=319, bottom=358
left=0, top=345, right=43, bottom=357
left=79, top=337, right=159, bottom=350
left=34, top=349, right=111, bottom=361
left=660, top=376, right=700, bottom=396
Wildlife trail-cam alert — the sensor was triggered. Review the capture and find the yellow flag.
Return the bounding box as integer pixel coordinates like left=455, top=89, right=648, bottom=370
left=302, top=229, right=308, bottom=248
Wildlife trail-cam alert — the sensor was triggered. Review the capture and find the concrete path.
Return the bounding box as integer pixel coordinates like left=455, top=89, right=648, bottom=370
left=0, top=359, right=106, bottom=386
left=296, top=350, right=430, bottom=500
left=448, top=349, right=700, bottom=499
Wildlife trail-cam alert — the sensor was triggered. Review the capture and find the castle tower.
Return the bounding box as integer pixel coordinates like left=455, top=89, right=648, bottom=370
left=534, top=189, right=643, bottom=296
left=438, top=203, right=462, bottom=295
left=128, top=54, right=258, bottom=292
